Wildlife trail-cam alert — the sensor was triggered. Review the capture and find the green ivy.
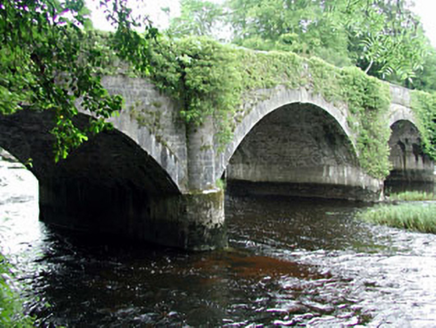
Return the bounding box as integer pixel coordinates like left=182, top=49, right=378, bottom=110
left=149, top=37, right=242, bottom=146
left=0, top=254, right=34, bottom=327
left=411, top=90, right=436, bottom=160
left=146, top=37, right=393, bottom=178
left=235, top=49, right=306, bottom=91
left=338, top=67, right=392, bottom=178
left=94, top=35, right=435, bottom=179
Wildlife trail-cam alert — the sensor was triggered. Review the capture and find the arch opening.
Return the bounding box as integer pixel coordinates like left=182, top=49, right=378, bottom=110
left=386, top=120, right=434, bottom=192
left=0, top=146, right=39, bottom=205
left=0, top=109, right=185, bottom=246
left=225, top=103, right=380, bottom=200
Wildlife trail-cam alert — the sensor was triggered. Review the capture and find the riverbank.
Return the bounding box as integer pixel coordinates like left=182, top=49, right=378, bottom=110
left=358, top=202, right=436, bottom=233
left=387, top=191, right=436, bottom=201
left=0, top=253, right=34, bottom=327
left=2, top=152, right=436, bottom=326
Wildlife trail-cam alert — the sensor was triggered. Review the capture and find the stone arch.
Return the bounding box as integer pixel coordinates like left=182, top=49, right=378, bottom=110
left=216, top=86, right=382, bottom=200
left=101, top=76, right=188, bottom=192
left=106, top=110, right=186, bottom=192
left=387, top=119, right=434, bottom=183
left=0, top=109, right=192, bottom=245
left=215, top=86, right=356, bottom=181
left=0, top=109, right=181, bottom=195
left=388, top=103, right=417, bottom=128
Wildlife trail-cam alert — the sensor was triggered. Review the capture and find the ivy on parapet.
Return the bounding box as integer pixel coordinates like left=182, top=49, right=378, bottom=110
left=149, top=37, right=242, bottom=146
left=148, top=36, right=392, bottom=179
left=411, top=91, right=436, bottom=160
left=91, top=33, right=436, bottom=180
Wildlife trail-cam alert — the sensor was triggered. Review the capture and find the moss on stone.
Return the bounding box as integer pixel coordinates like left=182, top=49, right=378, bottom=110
left=91, top=32, right=435, bottom=180
left=148, top=37, right=393, bottom=179
left=410, top=90, right=436, bottom=160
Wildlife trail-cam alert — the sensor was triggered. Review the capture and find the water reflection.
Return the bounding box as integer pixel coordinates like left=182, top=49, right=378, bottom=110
left=385, top=180, right=436, bottom=195
left=2, top=155, right=436, bottom=327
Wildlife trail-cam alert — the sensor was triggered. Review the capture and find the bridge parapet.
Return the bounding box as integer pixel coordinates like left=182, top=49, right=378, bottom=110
left=388, top=84, right=417, bottom=127
left=389, top=83, right=411, bottom=107
left=100, top=76, right=189, bottom=191
left=215, top=85, right=357, bottom=182
left=1, top=72, right=434, bottom=251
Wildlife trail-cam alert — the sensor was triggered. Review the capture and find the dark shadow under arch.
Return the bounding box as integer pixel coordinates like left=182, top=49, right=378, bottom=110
left=386, top=120, right=434, bottom=187
left=225, top=103, right=380, bottom=200
left=0, top=109, right=182, bottom=243
left=0, top=109, right=180, bottom=194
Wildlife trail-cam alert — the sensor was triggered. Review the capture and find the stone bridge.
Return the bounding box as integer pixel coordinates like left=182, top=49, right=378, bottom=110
left=0, top=76, right=433, bottom=250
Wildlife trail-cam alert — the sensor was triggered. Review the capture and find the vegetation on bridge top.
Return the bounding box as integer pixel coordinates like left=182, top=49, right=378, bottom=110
left=150, top=35, right=436, bottom=180
left=410, top=90, right=436, bottom=160
left=79, top=32, right=436, bottom=180
left=2, top=0, right=436, bottom=181
left=155, top=0, right=436, bottom=180
left=148, top=36, right=392, bottom=178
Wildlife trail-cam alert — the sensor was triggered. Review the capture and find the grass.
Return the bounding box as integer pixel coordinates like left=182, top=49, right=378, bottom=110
left=388, top=191, right=436, bottom=201
left=216, top=178, right=227, bottom=190
left=357, top=203, right=436, bottom=233
left=0, top=253, right=34, bottom=328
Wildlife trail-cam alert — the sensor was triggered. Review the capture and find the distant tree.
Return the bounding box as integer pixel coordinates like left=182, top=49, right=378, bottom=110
left=226, top=0, right=429, bottom=81
left=167, top=0, right=225, bottom=39
left=412, top=47, right=436, bottom=92
left=0, top=0, right=157, bottom=161
left=342, top=0, right=428, bottom=82
left=226, top=0, right=352, bottom=67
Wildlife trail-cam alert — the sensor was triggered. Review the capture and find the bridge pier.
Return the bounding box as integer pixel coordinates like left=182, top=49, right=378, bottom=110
left=180, top=117, right=227, bottom=249
left=179, top=189, right=227, bottom=250
left=39, top=178, right=227, bottom=251
left=31, top=116, right=227, bottom=251
left=3, top=78, right=434, bottom=252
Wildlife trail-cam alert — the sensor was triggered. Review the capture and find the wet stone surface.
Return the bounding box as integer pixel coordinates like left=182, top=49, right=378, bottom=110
left=1, top=157, right=436, bottom=327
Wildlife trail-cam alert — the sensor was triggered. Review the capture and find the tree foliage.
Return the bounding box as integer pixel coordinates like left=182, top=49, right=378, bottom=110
left=227, top=0, right=352, bottom=67
left=149, top=36, right=392, bottom=178
left=342, top=0, right=428, bottom=81
left=170, top=0, right=430, bottom=85
left=0, top=0, right=157, bottom=161
left=413, top=48, right=436, bottom=92
left=167, top=0, right=225, bottom=39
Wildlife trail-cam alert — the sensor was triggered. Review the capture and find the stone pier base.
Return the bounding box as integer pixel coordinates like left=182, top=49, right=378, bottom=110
left=227, top=179, right=384, bottom=202
left=386, top=169, right=434, bottom=184
left=39, top=179, right=227, bottom=251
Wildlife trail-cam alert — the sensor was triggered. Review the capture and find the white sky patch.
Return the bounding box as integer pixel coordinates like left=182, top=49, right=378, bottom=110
left=85, top=0, right=180, bottom=31
left=412, top=0, right=436, bottom=47
left=86, top=0, right=436, bottom=48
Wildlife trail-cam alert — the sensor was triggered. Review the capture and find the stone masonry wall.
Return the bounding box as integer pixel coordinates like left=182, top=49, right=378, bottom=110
left=101, top=76, right=188, bottom=191
left=388, top=120, right=434, bottom=182
left=226, top=103, right=382, bottom=200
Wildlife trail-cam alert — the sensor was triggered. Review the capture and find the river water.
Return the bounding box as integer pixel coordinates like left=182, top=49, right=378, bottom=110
left=1, top=156, right=436, bottom=327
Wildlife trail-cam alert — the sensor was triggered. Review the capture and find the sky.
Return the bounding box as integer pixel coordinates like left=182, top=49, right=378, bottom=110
left=85, top=0, right=179, bottom=30
left=412, top=0, right=436, bottom=47
left=86, top=0, right=436, bottom=48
